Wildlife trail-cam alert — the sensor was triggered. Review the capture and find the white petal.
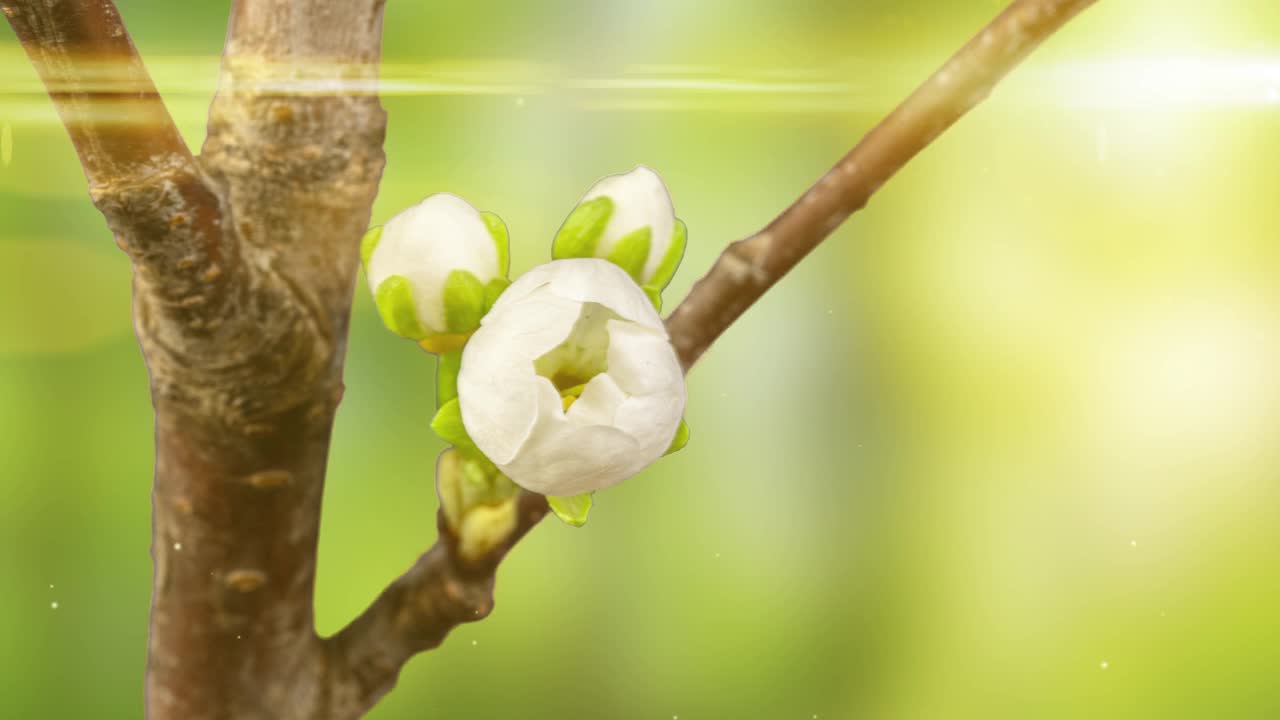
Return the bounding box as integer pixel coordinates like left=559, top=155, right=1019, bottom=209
left=367, top=193, right=498, bottom=333
left=581, top=166, right=676, bottom=284
left=606, top=320, right=686, bottom=467
left=457, top=289, right=581, bottom=465
left=496, top=377, right=640, bottom=496
left=603, top=319, right=684, bottom=397
left=612, top=393, right=685, bottom=464
left=489, top=258, right=663, bottom=330
left=567, top=372, right=627, bottom=426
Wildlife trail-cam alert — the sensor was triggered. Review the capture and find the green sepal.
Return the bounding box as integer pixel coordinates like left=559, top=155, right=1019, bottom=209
left=547, top=492, right=593, bottom=527
left=664, top=418, right=690, bottom=455
left=437, top=350, right=462, bottom=408
left=643, top=285, right=662, bottom=311
left=647, top=218, right=687, bottom=290
left=480, top=211, right=510, bottom=277
left=483, top=277, right=510, bottom=313
left=431, top=398, right=479, bottom=456
left=374, top=274, right=428, bottom=340
left=443, top=269, right=487, bottom=334
left=553, top=196, right=613, bottom=260
left=360, top=226, right=383, bottom=269
left=606, top=225, right=651, bottom=282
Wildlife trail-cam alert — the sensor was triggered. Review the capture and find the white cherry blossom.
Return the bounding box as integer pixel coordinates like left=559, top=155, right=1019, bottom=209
left=457, top=258, right=686, bottom=495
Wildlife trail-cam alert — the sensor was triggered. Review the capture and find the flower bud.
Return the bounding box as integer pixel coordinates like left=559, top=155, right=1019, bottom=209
left=552, top=166, right=686, bottom=299
left=362, top=193, right=510, bottom=352
left=457, top=258, right=687, bottom=496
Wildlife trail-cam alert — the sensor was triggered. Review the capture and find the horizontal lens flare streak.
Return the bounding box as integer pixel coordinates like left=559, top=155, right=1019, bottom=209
left=2, top=52, right=1279, bottom=119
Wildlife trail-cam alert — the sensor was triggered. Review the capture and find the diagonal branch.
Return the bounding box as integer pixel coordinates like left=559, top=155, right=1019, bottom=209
left=324, top=494, right=549, bottom=717
left=664, top=0, right=1099, bottom=370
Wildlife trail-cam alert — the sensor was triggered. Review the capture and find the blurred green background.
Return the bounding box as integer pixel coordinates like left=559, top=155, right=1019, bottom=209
left=3, top=1, right=1279, bottom=717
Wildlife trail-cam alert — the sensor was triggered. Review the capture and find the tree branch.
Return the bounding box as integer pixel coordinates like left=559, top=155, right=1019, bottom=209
left=324, top=494, right=549, bottom=717
left=664, top=0, right=1099, bottom=370
left=1, top=0, right=237, bottom=317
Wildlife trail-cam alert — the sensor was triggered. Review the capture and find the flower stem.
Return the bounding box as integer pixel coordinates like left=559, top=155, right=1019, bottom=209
left=436, top=350, right=462, bottom=408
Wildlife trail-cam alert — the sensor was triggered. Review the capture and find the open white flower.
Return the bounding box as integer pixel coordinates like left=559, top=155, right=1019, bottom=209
left=553, top=166, right=686, bottom=293
left=364, top=193, right=509, bottom=350
left=457, top=258, right=686, bottom=496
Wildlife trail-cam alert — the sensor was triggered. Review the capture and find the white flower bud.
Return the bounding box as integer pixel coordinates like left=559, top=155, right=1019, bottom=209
left=364, top=193, right=509, bottom=348
left=554, top=166, right=686, bottom=293
left=457, top=258, right=686, bottom=496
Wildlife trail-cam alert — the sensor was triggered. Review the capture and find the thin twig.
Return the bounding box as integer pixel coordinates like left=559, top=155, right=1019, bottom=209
left=664, top=0, right=1099, bottom=370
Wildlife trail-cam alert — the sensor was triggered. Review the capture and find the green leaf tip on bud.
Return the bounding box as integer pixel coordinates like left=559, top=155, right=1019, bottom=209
left=606, top=225, right=652, bottom=282
left=431, top=398, right=480, bottom=457
left=643, top=285, right=662, bottom=310
left=547, top=492, right=593, bottom=527
left=647, top=218, right=687, bottom=291
left=374, top=274, right=429, bottom=340
left=553, top=196, right=613, bottom=261
left=664, top=418, right=690, bottom=455
left=443, top=269, right=487, bottom=334
left=483, top=277, right=510, bottom=313
left=480, top=210, right=510, bottom=277
left=360, top=226, right=383, bottom=269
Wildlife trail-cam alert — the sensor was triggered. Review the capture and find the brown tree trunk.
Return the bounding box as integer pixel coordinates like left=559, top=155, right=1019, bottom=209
left=144, top=2, right=388, bottom=717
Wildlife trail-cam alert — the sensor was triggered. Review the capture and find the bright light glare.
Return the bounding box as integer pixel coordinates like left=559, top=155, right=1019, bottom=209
left=1087, top=296, right=1280, bottom=469
left=1028, top=55, right=1280, bottom=109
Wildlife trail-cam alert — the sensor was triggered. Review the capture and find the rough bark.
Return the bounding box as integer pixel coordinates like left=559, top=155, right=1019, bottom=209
left=146, top=1, right=389, bottom=718
left=3, top=0, right=1098, bottom=718
left=665, top=0, right=1099, bottom=370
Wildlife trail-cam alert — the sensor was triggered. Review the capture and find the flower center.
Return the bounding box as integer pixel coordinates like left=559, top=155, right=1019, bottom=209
left=533, top=302, right=618, bottom=393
